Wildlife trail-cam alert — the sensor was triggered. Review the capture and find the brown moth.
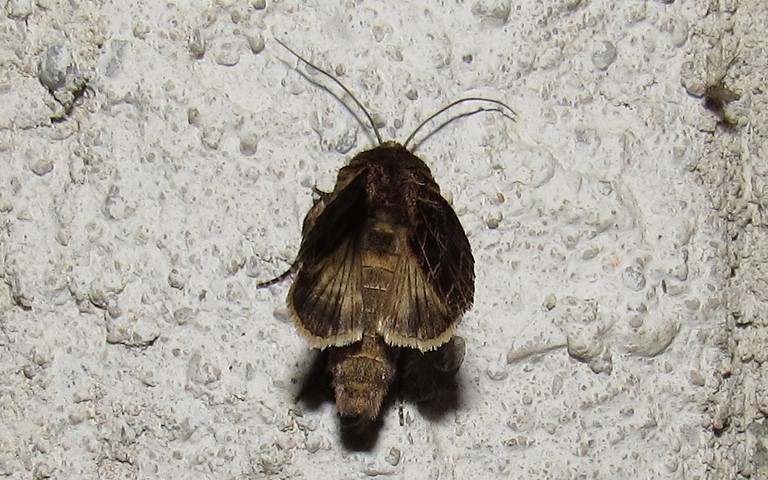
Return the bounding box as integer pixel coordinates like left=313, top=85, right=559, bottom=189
left=259, top=40, right=513, bottom=421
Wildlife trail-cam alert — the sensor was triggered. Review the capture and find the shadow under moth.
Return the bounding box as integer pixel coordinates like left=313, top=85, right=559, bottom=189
left=259, top=40, right=514, bottom=421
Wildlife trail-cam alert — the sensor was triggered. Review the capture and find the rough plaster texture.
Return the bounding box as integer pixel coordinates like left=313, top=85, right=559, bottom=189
left=0, top=0, right=764, bottom=478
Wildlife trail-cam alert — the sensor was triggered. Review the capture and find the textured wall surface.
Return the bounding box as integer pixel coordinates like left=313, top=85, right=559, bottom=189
left=0, top=1, right=762, bottom=478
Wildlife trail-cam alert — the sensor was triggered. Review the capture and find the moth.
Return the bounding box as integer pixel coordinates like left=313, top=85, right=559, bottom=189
left=259, top=40, right=514, bottom=421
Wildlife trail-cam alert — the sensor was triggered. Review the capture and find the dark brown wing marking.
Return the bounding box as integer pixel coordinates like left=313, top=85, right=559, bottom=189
left=288, top=170, right=368, bottom=348
left=379, top=187, right=475, bottom=351
left=411, top=190, right=475, bottom=314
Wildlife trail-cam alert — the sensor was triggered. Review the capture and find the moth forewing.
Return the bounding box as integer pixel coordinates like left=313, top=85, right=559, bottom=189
left=287, top=161, right=369, bottom=349
left=380, top=250, right=464, bottom=352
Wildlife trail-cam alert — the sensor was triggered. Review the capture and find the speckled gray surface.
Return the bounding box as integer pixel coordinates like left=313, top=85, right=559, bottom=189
left=0, top=1, right=764, bottom=479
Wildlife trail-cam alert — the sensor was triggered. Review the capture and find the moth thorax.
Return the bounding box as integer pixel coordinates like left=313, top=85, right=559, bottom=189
left=329, top=340, right=399, bottom=420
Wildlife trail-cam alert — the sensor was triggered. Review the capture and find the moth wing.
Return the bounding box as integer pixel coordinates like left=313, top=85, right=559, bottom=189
left=288, top=170, right=368, bottom=349
left=380, top=188, right=475, bottom=351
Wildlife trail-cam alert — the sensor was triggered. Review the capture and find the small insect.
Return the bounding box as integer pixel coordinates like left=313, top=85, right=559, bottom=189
left=259, top=40, right=514, bottom=421
left=703, top=82, right=739, bottom=130
left=701, top=51, right=740, bottom=130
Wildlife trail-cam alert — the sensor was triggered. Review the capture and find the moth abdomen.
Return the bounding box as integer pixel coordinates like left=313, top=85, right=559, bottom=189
left=329, top=335, right=399, bottom=420
left=360, top=220, right=402, bottom=321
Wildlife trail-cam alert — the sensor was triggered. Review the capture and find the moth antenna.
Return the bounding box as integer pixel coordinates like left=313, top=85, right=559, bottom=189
left=275, top=39, right=384, bottom=145
left=408, top=106, right=509, bottom=152
left=402, top=97, right=516, bottom=150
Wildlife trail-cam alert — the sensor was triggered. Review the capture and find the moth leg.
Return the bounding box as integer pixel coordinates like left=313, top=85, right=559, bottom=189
left=258, top=184, right=332, bottom=289
left=396, top=351, right=416, bottom=423
left=255, top=261, right=297, bottom=288
left=311, top=184, right=332, bottom=198
left=301, top=184, right=335, bottom=234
